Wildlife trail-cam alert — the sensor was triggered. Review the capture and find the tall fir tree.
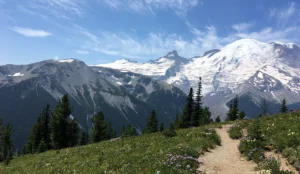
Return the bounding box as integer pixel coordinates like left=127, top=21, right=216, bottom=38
left=280, top=98, right=287, bottom=113
left=232, top=95, right=239, bottom=121
left=191, top=77, right=203, bottom=127
left=25, top=105, right=52, bottom=154
left=0, top=119, right=13, bottom=162
left=174, top=113, right=180, bottom=129
left=180, top=88, right=194, bottom=128
left=260, top=98, right=268, bottom=116
left=159, top=123, right=164, bottom=132
left=143, top=110, right=158, bottom=134
left=239, top=111, right=246, bottom=120
left=203, top=107, right=213, bottom=124
left=50, top=94, right=79, bottom=149
left=91, top=112, right=107, bottom=143
left=78, top=131, right=89, bottom=146
left=215, top=116, right=221, bottom=123
left=226, top=95, right=239, bottom=121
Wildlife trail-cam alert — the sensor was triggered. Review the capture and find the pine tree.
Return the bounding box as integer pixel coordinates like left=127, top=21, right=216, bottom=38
left=280, top=98, right=287, bottom=113
left=125, top=124, right=137, bottom=137
left=0, top=119, right=13, bottom=162
left=37, top=140, right=46, bottom=153
left=226, top=95, right=239, bottom=121
left=232, top=95, right=239, bottom=121
left=67, top=120, right=79, bottom=147
left=179, top=108, right=187, bottom=128
left=226, top=102, right=233, bottom=121
left=215, top=116, right=221, bottom=123
left=91, top=112, right=107, bottom=143
left=143, top=110, right=158, bottom=134
left=174, top=113, right=181, bottom=129
left=51, top=94, right=79, bottom=149
left=180, top=88, right=194, bottom=128
left=191, top=77, right=203, bottom=126
left=203, top=107, right=213, bottom=125
left=78, top=131, right=89, bottom=146
left=159, top=123, right=164, bottom=132
left=239, top=111, right=246, bottom=120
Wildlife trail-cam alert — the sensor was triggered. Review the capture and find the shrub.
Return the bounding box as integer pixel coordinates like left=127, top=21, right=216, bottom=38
left=258, top=157, right=292, bottom=174
left=228, top=124, right=243, bottom=139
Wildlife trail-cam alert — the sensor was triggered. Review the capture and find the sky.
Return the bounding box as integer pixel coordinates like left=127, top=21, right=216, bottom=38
left=0, top=0, right=300, bottom=65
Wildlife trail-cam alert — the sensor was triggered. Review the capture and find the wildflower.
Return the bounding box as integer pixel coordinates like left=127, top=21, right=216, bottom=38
left=186, top=165, right=190, bottom=169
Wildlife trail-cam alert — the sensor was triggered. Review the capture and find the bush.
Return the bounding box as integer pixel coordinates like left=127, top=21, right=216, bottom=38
left=258, top=157, right=292, bottom=174
left=163, top=129, right=177, bottom=138
left=228, top=124, right=243, bottom=139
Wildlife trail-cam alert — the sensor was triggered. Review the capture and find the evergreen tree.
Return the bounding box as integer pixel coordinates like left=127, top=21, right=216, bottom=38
left=0, top=119, right=13, bottom=162
left=203, top=107, right=213, bottom=124
left=226, top=95, right=239, bottom=121
left=239, top=111, right=246, bottom=120
left=280, top=98, right=287, bottom=113
left=125, top=124, right=137, bottom=137
left=50, top=94, right=79, bottom=149
left=37, top=140, right=46, bottom=153
left=159, top=123, right=164, bottom=132
left=78, top=131, right=89, bottom=146
left=179, top=108, right=187, bottom=128
left=91, top=112, right=107, bottom=143
left=162, top=122, right=177, bottom=138
left=191, top=77, right=203, bottom=126
left=40, top=105, right=51, bottom=149
left=67, top=120, right=79, bottom=147
left=105, top=121, right=114, bottom=140
left=226, top=102, right=233, bottom=121
left=186, top=88, right=194, bottom=127
left=215, top=116, right=221, bottom=123
left=143, top=110, right=158, bottom=134
left=174, top=113, right=180, bottom=129
left=232, top=95, right=239, bottom=120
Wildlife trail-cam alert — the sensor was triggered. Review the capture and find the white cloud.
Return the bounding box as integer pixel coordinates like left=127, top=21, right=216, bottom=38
left=77, top=25, right=229, bottom=59
left=269, top=2, right=299, bottom=27
left=11, top=27, right=52, bottom=37
left=232, top=22, right=254, bottom=32
left=235, top=27, right=300, bottom=43
left=101, top=0, right=201, bottom=17
left=75, top=50, right=90, bottom=54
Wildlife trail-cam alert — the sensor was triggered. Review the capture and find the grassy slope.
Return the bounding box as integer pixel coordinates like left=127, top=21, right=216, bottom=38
left=0, top=125, right=221, bottom=174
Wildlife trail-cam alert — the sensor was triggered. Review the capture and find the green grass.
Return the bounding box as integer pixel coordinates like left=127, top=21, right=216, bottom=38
left=237, top=112, right=300, bottom=172
left=0, top=125, right=221, bottom=174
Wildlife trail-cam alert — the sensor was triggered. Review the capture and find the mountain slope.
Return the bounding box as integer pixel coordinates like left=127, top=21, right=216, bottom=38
left=97, top=39, right=300, bottom=118
left=0, top=59, right=186, bottom=149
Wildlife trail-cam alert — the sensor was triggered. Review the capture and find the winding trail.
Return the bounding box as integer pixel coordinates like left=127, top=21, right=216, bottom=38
left=198, top=125, right=259, bottom=174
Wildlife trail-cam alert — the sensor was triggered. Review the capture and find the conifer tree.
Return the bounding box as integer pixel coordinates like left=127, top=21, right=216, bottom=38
left=143, top=110, right=158, bottom=134
left=191, top=77, right=203, bottom=126
left=78, top=131, right=89, bottom=146
left=239, top=111, right=246, bottom=120
left=91, top=112, right=107, bottom=143
left=226, top=102, right=233, bottom=121
left=280, top=98, right=287, bottom=113
left=0, top=119, right=13, bottom=162
left=124, top=124, right=137, bottom=137
left=180, top=88, right=194, bottom=128
left=159, top=123, right=164, bottom=132
left=51, top=94, right=79, bottom=149
left=232, top=95, right=239, bottom=120
left=174, top=113, right=180, bottom=129
left=215, top=116, right=221, bottom=123
left=105, top=121, right=114, bottom=140
left=179, top=108, right=187, bottom=128
left=203, top=107, right=213, bottom=124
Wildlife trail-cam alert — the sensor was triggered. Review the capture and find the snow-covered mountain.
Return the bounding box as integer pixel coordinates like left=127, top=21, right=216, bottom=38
left=0, top=59, right=186, bottom=148
left=97, top=39, right=300, bottom=118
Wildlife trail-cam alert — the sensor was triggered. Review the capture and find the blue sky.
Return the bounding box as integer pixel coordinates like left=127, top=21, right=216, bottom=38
left=0, top=0, right=300, bottom=65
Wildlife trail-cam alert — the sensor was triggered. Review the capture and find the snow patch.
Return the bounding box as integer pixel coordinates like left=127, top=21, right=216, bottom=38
left=9, top=72, right=25, bottom=77
left=56, top=59, right=75, bottom=63
left=257, top=72, right=263, bottom=79
left=116, top=82, right=123, bottom=85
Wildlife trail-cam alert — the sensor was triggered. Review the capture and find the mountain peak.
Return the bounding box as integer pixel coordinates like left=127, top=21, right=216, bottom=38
left=165, top=50, right=179, bottom=58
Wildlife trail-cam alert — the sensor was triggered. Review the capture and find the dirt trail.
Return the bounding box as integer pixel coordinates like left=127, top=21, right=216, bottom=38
left=198, top=125, right=259, bottom=174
